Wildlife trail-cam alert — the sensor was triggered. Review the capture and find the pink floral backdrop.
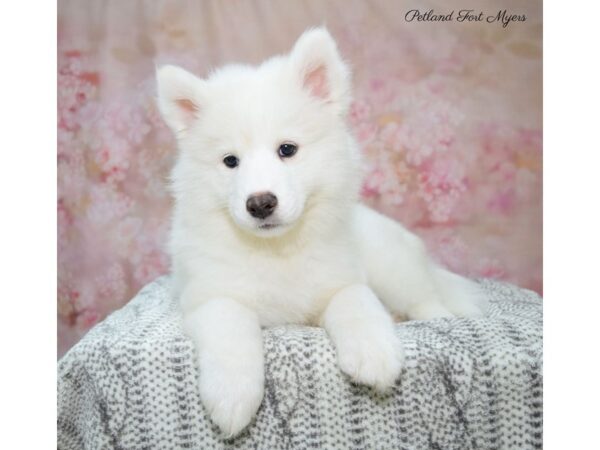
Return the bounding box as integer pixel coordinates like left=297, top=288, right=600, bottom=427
left=58, top=0, right=542, bottom=357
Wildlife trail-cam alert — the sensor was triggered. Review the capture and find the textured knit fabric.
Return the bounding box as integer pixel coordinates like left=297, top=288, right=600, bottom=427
left=57, top=277, right=543, bottom=449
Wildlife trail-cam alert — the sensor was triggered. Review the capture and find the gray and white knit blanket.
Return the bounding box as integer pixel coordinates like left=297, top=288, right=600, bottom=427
left=58, top=277, right=542, bottom=449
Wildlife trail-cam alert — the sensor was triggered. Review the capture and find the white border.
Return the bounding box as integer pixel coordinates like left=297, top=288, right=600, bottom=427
left=545, top=0, right=600, bottom=448
left=1, top=0, right=599, bottom=446
left=0, top=0, right=57, bottom=446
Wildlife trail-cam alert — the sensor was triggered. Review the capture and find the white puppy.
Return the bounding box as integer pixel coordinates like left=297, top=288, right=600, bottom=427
left=156, top=28, right=485, bottom=437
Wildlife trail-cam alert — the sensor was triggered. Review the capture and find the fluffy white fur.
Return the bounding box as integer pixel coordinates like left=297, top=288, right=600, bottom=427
left=156, top=28, right=486, bottom=437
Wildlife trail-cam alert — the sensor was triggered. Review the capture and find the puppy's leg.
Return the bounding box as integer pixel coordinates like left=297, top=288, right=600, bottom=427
left=321, top=284, right=404, bottom=390
left=183, top=297, right=264, bottom=437
left=354, top=204, right=485, bottom=320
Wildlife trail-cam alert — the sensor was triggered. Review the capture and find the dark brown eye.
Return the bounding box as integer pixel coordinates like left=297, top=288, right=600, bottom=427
left=223, top=154, right=239, bottom=168
left=278, top=142, right=298, bottom=159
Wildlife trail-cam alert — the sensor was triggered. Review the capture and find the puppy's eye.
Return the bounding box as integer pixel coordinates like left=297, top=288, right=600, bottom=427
left=278, top=142, right=298, bottom=159
left=222, top=154, right=239, bottom=168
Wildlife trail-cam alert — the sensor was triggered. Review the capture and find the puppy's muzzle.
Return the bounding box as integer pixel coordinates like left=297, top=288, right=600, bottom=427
left=246, top=192, right=278, bottom=219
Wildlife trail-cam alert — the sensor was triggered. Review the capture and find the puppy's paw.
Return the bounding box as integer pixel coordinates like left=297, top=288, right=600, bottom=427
left=336, top=330, right=404, bottom=391
left=443, top=279, right=487, bottom=318
left=434, top=268, right=488, bottom=318
left=199, top=363, right=264, bottom=437
left=407, top=300, right=455, bottom=321
left=448, top=298, right=486, bottom=317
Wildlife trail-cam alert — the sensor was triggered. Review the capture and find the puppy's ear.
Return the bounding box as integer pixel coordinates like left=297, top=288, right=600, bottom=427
left=156, top=65, right=205, bottom=135
left=289, top=28, right=351, bottom=111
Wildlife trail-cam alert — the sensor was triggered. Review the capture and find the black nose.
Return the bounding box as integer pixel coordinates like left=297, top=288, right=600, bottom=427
left=246, top=192, right=278, bottom=219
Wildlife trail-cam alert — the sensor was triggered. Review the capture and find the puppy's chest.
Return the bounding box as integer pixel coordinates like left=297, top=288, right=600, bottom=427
left=226, top=247, right=362, bottom=326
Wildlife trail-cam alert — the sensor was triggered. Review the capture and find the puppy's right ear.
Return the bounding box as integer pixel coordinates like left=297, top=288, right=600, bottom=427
left=156, top=65, right=205, bottom=135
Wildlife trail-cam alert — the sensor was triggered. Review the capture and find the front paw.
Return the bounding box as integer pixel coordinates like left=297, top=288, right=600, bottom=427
left=199, top=364, right=264, bottom=437
left=336, top=330, right=404, bottom=391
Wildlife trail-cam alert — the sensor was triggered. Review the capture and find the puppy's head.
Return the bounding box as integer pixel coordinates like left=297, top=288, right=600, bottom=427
left=157, top=28, right=359, bottom=238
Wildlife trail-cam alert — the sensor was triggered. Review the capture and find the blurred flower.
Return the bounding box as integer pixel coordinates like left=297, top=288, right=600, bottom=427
left=417, top=157, right=467, bottom=223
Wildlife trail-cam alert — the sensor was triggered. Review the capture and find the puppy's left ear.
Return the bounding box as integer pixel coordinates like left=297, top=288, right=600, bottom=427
left=156, top=65, right=206, bottom=136
left=289, top=28, right=351, bottom=112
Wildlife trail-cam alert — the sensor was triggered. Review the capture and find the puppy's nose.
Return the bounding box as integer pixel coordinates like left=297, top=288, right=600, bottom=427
left=246, top=192, right=278, bottom=219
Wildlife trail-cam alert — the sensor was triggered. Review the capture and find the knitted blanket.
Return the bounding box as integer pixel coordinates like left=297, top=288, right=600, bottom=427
left=58, top=277, right=543, bottom=449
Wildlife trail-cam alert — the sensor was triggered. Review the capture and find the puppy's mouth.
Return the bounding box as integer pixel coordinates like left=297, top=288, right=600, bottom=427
left=254, top=219, right=292, bottom=236
left=258, top=223, right=280, bottom=230
left=257, top=219, right=290, bottom=230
